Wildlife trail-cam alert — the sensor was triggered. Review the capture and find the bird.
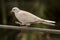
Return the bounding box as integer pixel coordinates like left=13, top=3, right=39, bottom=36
left=11, top=7, right=56, bottom=26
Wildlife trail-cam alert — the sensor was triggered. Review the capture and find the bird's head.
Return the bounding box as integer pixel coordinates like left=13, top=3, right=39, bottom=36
left=11, top=7, right=20, bottom=13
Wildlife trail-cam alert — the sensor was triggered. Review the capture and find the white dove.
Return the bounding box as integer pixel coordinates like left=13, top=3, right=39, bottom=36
left=11, top=7, right=56, bottom=26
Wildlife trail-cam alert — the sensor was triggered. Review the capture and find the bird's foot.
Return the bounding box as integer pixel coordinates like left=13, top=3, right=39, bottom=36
left=15, top=21, right=21, bottom=25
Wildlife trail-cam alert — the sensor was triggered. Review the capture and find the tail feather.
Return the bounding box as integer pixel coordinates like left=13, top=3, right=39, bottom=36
left=40, top=19, right=56, bottom=26
left=43, top=20, right=56, bottom=23
left=41, top=21, right=55, bottom=26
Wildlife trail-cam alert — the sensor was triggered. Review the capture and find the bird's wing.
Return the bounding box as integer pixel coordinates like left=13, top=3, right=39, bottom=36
left=15, top=10, right=56, bottom=26
left=15, top=10, right=42, bottom=24
left=19, top=11, right=43, bottom=22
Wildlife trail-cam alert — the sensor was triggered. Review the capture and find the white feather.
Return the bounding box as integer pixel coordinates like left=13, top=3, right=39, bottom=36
left=11, top=7, right=56, bottom=26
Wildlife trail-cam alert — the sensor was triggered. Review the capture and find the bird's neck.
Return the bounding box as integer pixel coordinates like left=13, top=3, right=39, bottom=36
left=15, top=10, right=20, bottom=14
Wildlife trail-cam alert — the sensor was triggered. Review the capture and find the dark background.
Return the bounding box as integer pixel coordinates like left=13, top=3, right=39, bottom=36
left=0, top=0, right=60, bottom=40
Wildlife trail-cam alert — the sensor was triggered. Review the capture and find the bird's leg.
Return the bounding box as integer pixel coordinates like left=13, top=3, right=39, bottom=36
left=15, top=21, right=24, bottom=26
left=15, top=21, right=22, bottom=25
left=15, top=21, right=30, bottom=27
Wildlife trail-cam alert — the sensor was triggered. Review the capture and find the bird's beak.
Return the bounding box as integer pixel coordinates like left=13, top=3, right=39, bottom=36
left=11, top=10, right=13, bottom=12
left=10, top=10, right=13, bottom=14
left=8, top=10, right=13, bottom=16
left=10, top=10, right=14, bottom=14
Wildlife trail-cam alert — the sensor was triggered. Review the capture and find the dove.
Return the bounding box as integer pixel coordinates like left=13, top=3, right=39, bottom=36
left=11, top=7, right=56, bottom=26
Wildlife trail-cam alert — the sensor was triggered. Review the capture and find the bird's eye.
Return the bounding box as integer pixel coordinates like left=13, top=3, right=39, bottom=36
left=13, top=9, right=15, bottom=11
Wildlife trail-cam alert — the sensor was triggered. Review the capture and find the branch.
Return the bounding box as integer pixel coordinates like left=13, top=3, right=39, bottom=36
left=0, top=25, right=60, bottom=34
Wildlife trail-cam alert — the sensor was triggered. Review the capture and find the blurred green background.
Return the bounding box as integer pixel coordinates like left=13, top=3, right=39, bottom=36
left=0, top=0, right=60, bottom=40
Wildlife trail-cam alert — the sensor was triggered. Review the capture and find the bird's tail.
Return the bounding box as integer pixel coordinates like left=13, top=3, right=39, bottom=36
left=40, top=19, right=56, bottom=26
